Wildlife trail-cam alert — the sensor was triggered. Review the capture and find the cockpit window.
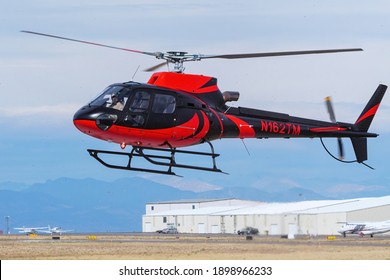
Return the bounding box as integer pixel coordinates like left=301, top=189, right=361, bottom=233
left=129, top=91, right=150, bottom=112
left=89, top=86, right=130, bottom=111
left=152, top=94, right=176, bottom=114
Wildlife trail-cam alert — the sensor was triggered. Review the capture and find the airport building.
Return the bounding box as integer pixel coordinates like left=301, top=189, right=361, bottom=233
left=142, top=196, right=390, bottom=236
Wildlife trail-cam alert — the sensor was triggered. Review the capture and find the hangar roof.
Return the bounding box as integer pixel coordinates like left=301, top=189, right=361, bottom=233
left=147, top=198, right=245, bottom=205
left=296, top=196, right=390, bottom=214
left=218, top=200, right=348, bottom=215
left=144, top=196, right=390, bottom=216
left=146, top=206, right=249, bottom=216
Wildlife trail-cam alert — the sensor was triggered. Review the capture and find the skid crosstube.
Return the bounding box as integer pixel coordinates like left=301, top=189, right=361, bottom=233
left=87, top=143, right=224, bottom=176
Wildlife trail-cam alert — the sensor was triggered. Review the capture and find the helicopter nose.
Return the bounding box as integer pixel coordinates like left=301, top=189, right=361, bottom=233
left=73, top=106, right=118, bottom=133
left=95, top=114, right=118, bottom=131
left=73, top=106, right=99, bottom=134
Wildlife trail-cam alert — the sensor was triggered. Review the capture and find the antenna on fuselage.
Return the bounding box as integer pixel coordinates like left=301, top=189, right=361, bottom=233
left=131, top=65, right=140, bottom=81
left=241, top=139, right=251, bottom=156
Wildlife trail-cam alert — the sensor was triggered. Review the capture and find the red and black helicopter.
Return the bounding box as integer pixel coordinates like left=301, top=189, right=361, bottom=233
left=22, top=31, right=387, bottom=175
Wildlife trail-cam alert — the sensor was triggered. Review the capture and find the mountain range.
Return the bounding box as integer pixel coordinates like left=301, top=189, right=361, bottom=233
left=0, top=176, right=388, bottom=233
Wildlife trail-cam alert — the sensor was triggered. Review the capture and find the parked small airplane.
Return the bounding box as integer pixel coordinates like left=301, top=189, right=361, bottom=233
left=38, top=225, right=74, bottom=235
left=338, top=220, right=390, bottom=237
left=14, top=226, right=48, bottom=235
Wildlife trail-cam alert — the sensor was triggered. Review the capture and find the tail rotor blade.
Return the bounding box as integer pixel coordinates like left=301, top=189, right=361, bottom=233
left=325, top=96, right=336, bottom=123
left=325, top=96, right=344, bottom=160
left=337, top=137, right=344, bottom=160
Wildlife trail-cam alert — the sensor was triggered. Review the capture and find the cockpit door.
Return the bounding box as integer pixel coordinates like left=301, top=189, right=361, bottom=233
left=148, top=92, right=177, bottom=128
left=124, top=90, right=151, bottom=127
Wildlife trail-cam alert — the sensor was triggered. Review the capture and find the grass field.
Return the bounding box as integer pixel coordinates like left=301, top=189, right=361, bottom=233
left=1, top=233, right=389, bottom=260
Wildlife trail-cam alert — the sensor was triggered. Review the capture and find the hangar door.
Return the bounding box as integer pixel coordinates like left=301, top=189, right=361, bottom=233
left=144, top=222, right=152, bottom=232
left=270, top=224, right=281, bottom=235
left=288, top=223, right=297, bottom=238
left=198, top=223, right=206, bottom=233
left=211, top=225, right=220, bottom=234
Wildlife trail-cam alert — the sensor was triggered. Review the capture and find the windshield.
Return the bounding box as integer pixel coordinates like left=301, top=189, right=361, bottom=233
left=89, top=86, right=131, bottom=111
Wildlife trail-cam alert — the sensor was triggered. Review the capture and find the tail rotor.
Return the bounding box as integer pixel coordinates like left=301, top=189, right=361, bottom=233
left=322, top=85, right=386, bottom=168
left=325, top=96, right=344, bottom=160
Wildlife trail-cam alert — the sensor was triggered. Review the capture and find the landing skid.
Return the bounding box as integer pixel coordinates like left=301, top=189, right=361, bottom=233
left=87, top=142, right=225, bottom=176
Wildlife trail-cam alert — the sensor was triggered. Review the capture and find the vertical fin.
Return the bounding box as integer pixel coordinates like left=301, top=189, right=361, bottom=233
left=350, top=137, right=367, bottom=163
left=351, top=84, right=386, bottom=164
left=354, top=84, right=387, bottom=132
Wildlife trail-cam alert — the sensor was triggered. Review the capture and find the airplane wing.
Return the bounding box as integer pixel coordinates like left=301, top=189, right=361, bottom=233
left=41, top=227, right=74, bottom=234
left=14, top=226, right=48, bottom=234
left=37, top=230, right=52, bottom=234
left=14, top=226, right=48, bottom=231
left=53, top=229, right=74, bottom=234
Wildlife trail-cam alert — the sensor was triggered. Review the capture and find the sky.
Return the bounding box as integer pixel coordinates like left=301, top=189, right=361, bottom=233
left=1, top=0, right=390, bottom=197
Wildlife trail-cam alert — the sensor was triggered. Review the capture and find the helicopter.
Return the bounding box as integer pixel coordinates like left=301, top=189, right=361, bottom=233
left=22, top=30, right=387, bottom=175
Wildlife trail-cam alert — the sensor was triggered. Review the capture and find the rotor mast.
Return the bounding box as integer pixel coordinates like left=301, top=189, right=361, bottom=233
left=154, top=51, right=202, bottom=73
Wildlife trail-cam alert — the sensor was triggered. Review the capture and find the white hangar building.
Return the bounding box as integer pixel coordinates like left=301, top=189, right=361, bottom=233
left=142, top=196, right=390, bottom=236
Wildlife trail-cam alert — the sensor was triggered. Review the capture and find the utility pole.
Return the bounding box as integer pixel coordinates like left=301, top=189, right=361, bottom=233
left=5, top=216, right=10, bottom=235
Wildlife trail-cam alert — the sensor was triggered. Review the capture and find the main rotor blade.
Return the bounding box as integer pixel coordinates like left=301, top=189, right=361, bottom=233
left=22, top=31, right=362, bottom=63
left=144, top=61, right=168, bottom=72
left=21, top=30, right=157, bottom=57
left=201, top=48, right=362, bottom=59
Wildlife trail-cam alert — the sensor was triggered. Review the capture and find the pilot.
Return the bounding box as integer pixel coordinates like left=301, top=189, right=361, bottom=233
left=110, top=94, right=124, bottom=110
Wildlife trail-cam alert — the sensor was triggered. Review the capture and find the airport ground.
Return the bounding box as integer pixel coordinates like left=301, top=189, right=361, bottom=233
left=1, top=233, right=390, bottom=260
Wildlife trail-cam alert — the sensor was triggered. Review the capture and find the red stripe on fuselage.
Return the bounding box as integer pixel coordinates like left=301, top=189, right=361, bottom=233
left=225, top=115, right=255, bottom=138
left=309, top=126, right=347, bottom=132
left=147, top=72, right=218, bottom=94
left=73, top=113, right=209, bottom=148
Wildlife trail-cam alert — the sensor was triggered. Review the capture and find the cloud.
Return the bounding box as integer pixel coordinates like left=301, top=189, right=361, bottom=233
left=0, top=104, right=79, bottom=128
left=326, top=183, right=386, bottom=195
left=1, top=104, right=79, bottom=117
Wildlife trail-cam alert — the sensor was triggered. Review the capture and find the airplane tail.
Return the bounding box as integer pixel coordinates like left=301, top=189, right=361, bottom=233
left=351, top=84, right=387, bottom=163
